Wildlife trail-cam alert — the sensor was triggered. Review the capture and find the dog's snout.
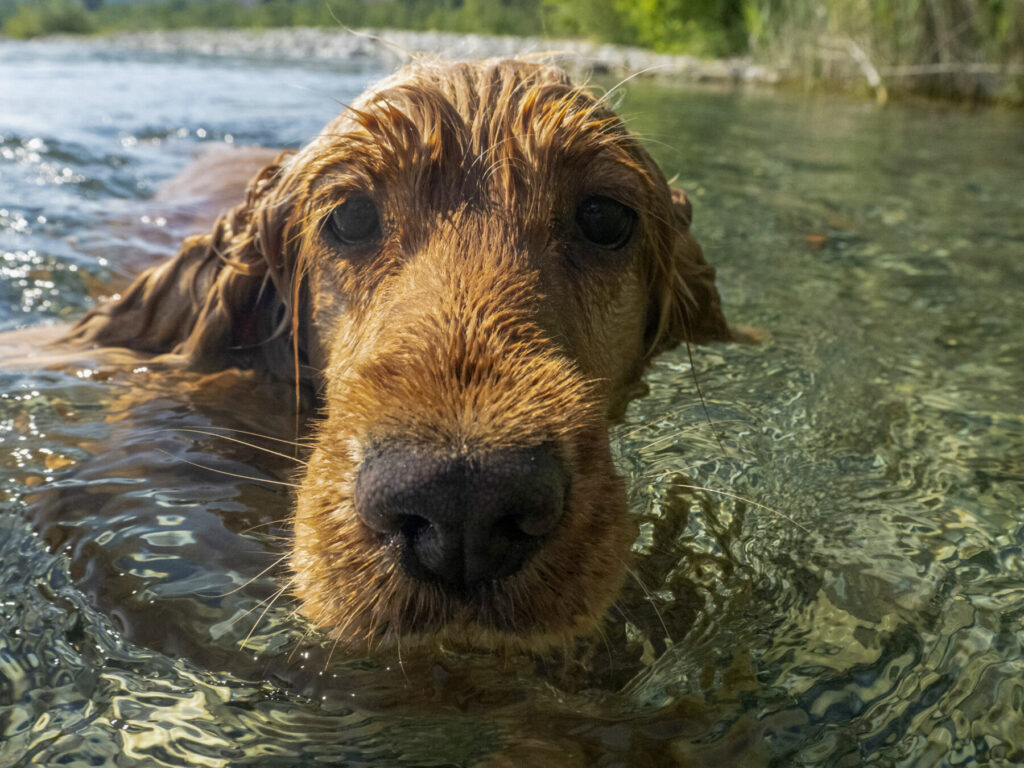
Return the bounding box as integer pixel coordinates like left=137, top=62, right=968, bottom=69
left=355, top=443, right=567, bottom=590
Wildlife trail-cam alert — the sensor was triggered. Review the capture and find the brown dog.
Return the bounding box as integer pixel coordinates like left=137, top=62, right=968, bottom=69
left=61, top=58, right=742, bottom=653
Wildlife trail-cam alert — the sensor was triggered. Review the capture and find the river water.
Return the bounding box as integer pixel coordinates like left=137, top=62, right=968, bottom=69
left=1, top=38, right=1022, bottom=767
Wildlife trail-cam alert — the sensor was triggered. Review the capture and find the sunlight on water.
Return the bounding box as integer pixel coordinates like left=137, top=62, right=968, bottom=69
left=1, top=39, right=1023, bottom=766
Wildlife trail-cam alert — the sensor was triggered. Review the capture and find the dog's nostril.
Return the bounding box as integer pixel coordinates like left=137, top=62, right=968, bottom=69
left=493, top=513, right=532, bottom=541
left=397, top=514, right=430, bottom=541
left=354, top=443, right=567, bottom=591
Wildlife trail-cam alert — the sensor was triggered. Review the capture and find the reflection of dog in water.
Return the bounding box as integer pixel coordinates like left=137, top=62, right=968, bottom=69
left=63, top=59, right=745, bottom=652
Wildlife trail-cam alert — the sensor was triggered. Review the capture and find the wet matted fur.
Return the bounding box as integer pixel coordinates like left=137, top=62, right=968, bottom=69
left=65, top=58, right=744, bottom=653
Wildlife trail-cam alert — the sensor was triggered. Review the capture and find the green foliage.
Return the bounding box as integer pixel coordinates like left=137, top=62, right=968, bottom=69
left=541, top=0, right=626, bottom=43
left=0, top=0, right=740, bottom=54
left=2, top=0, right=94, bottom=38
left=612, top=0, right=746, bottom=55
left=541, top=0, right=746, bottom=54
left=60, top=0, right=553, bottom=38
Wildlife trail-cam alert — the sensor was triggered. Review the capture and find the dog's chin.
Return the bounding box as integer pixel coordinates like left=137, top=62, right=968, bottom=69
left=319, top=581, right=606, bottom=655
left=313, top=562, right=619, bottom=655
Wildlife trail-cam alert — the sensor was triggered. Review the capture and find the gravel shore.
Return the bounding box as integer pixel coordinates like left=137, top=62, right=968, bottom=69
left=97, top=27, right=780, bottom=85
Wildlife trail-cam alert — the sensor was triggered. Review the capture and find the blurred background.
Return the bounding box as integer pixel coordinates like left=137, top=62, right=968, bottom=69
left=2, top=0, right=1023, bottom=103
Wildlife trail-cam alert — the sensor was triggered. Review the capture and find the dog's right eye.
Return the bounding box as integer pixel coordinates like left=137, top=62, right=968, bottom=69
left=575, top=195, right=636, bottom=249
left=328, top=195, right=381, bottom=245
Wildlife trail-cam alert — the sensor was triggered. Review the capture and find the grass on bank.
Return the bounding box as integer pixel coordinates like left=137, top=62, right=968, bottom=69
left=1, top=0, right=1022, bottom=103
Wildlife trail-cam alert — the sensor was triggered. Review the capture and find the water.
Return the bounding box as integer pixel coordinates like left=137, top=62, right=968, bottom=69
left=1, top=38, right=1022, bottom=766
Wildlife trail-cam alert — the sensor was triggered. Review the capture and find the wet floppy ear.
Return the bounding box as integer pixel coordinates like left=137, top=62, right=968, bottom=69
left=66, top=151, right=301, bottom=377
left=645, top=187, right=745, bottom=356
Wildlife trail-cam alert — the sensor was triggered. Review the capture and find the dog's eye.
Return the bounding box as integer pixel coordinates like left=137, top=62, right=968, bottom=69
left=575, top=195, right=636, bottom=249
left=329, top=195, right=381, bottom=245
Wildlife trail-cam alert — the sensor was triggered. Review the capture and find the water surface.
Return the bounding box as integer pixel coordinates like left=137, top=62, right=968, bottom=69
left=1, top=39, right=1022, bottom=766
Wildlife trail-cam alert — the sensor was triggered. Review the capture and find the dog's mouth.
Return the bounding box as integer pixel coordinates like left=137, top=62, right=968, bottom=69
left=373, top=567, right=555, bottom=639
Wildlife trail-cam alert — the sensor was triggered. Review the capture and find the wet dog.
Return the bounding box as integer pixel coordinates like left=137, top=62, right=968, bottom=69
left=61, top=59, right=742, bottom=652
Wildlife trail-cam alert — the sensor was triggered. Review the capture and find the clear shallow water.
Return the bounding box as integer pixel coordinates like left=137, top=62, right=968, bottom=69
left=1, top=39, right=1023, bottom=767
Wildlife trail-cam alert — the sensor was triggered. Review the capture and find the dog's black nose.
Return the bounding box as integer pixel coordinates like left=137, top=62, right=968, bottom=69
left=354, top=443, right=567, bottom=591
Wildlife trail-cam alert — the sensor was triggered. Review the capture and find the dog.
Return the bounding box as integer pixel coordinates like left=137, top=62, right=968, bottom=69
left=36, top=58, right=743, bottom=653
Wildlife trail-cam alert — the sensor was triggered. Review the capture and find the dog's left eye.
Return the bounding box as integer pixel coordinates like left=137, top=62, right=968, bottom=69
left=575, top=195, right=636, bottom=249
left=328, top=195, right=381, bottom=245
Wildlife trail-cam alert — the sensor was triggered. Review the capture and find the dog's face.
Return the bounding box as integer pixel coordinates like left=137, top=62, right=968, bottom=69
left=291, top=63, right=660, bottom=651
left=69, top=59, right=735, bottom=652
left=284, top=61, right=723, bottom=651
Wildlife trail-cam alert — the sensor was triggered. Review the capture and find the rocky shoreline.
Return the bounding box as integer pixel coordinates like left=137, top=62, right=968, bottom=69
left=91, top=27, right=780, bottom=85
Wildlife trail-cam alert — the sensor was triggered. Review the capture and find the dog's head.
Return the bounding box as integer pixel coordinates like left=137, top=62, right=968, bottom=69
left=70, top=59, right=737, bottom=651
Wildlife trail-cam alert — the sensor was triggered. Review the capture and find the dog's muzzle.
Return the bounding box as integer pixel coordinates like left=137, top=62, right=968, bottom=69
left=354, top=442, right=568, bottom=594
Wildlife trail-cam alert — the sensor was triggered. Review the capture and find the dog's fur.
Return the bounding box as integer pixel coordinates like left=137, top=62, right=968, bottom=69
left=60, top=59, right=741, bottom=652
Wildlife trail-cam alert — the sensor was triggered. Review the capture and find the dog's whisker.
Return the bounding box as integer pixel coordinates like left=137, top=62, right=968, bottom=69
left=203, top=552, right=290, bottom=599
left=682, top=341, right=728, bottom=455
left=157, top=449, right=302, bottom=489
left=617, top=404, right=710, bottom=439
left=239, top=575, right=297, bottom=651
left=242, top=534, right=292, bottom=545
left=237, top=518, right=292, bottom=535
left=286, top=621, right=318, bottom=665
left=638, top=462, right=710, bottom=479
left=395, top=622, right=408, bottom=683
left=610, top=601, right=634, bottom=626
left=165, top=427, right=309, bottom=464
left=322, top=632, right=343, bottom=674
left=598, top=66, right=666, bottom=107
left=635, top=419, right=750, bottom=450
left=623, top=563, right=674, bottom=648
left=650, top=480, right=808, bottom=533
left=143, top=424, right=308, bottom=448
left=593, top=620, right=616, bottom=677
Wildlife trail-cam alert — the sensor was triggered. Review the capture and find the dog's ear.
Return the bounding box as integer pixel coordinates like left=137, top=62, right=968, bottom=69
left=66, top=151, right=302, bottom=378
left=645, top=187, right=742, bottom=356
